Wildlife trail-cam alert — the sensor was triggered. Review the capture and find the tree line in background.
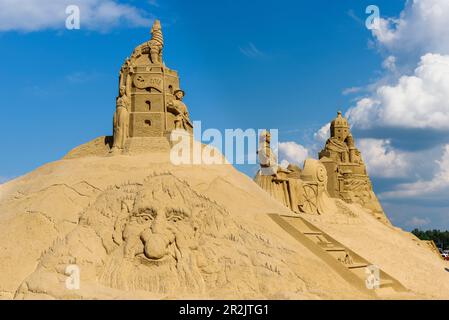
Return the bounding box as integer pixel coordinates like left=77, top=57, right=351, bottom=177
left=412, top=229, right=449, bottom=251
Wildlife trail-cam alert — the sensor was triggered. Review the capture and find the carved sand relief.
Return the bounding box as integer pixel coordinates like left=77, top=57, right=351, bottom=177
left=16, top=173, right=310, bottom=299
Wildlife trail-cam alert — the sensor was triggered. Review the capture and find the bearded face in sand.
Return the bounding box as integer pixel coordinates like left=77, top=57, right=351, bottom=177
left=98, top=175, right=226, bottom=294
left=123, top=199, right=192, bottom=264
left=16, top=174, right=306, bottom=299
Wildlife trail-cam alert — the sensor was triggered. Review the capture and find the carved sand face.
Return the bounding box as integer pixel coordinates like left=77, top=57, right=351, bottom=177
left=317, top=165, right=327, bottom=183
left=97, top=176, right=219, bottom=293
left=18, top=175, right=307, bottom=298
left=175, top=91, right=184, bottom=100
left=122, top=197, right=195, bottom=265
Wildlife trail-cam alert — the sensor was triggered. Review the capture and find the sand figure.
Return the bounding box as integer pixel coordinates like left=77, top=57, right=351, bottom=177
left=300, top=159, right=337, bottom=215
left=167, top=89, right=193, bottom=130
left=111, top=58, right=135, bottom=151
left=148, top=20, right=164, bottom=64
left=254, top=130, right=337, bottom=215
left=132, top=20, right=164, bottom=64
left=255, top=131, right=294, bottom=209
left=257, top=131, right=290, bottom=179
left=112, top=87, right=130, bottom=151
left=321, top=111, right=350, bottom=163
left=119, top=59, right=135, bottom=96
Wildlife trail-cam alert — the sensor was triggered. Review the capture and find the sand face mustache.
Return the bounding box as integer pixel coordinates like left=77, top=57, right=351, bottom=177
left=101, top=225, right=190, bottom=292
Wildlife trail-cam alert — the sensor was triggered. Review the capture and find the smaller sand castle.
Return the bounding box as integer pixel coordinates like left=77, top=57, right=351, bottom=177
left=318, top=112, right=390, bottom=224
left=254, top=112, right=390, bottom=225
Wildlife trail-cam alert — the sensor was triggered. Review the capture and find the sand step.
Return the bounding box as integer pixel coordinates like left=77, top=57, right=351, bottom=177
left=268, top=213, right=409, bottom=295
left=303, top=231, right=323, bottom=235
left=380, top=279, right=396, bottom=288
left=347, top=263, right=369, bottom=269
left=325, top=247, right=347, bottom=252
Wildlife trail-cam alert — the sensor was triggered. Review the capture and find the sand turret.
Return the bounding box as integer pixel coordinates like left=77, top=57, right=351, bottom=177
left=319, top=111, right=390, bottom=224
left=111, top=20, right=192, bottom=153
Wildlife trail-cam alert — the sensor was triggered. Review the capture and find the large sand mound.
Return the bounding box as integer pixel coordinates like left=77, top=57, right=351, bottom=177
left=0, top=137, right=448, bottom=299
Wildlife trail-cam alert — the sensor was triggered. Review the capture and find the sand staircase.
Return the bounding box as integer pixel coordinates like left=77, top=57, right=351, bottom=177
left=268, top=213, right=408, bottom=297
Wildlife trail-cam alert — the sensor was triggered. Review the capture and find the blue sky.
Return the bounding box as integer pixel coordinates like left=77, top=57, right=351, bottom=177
left=2, top=0, right=449, bottom=231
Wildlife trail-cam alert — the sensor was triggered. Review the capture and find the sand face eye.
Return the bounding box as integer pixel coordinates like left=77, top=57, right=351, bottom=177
left=134, top=208, right=156, bottom=224
left=166, top=208, right=188, bottom=223
left=317, top=167, right=326, bottom=182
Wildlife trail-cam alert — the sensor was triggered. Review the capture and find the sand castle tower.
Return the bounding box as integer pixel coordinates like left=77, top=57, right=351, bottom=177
left=319, top=111, right=390, bottom=224
left=111, top=20, right=193, bottom=153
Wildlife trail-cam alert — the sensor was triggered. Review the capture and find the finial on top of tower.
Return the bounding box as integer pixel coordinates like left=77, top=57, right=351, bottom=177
left=148, top=19, right=164, bottom=65
left=331, top=110, right=349, bottom=130
left=130, top=19, right=164, bottom=65
left=150, top=20, right=163, bottom=44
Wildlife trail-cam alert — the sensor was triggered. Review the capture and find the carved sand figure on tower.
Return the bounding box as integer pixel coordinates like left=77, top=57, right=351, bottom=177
left=132, top=20, right=164, bottom=64
left=322, top=111, right=350, bottom=163
left=112, top=59, right=134, bottom=151
left=119, top=58, right=135, bottom=96
left=112, top=87, right=130, bottom=151
left=167, top=89, right=193, bottom=131
left=254, top=130, right=338, bottom=215
left=257, top=131, right=290, bottom=179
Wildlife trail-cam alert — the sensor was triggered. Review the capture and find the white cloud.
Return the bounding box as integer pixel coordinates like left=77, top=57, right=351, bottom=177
left=278, top=141, right=309, bottom=167
left=313, top=122, right=330, bottom=144
left=279, top=159, right=290, bottom=169
left=335, top=0, right=449, bottom=228
left=406, top=216, right=431, bottom=228
left=148, top=0, right=159, bottom=7
left=382, top=55, right=397, bottom=72
left=347, top=53, right=449, bottom=130
left=65, top=71, right=101, bottom=83
left=347, top=9, right=364, bottom=25
left=342, top=87, right=362, bottom=95
left=0, top=0, right=151, bottom=32
left=380, top=144, right=449, bottom=199
left=239, top=42, right=265, bottom=59
left=372, top=0, right=449, bottom=57
left=357, top=138, right=409, bottom=178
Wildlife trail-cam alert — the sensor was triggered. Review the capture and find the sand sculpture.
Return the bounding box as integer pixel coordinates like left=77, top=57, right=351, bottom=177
left=2, top=20, right=449, bottom=300
left=14, top=174, right=327, bottom=299
left=254, top=131, right=336, bottom=215
left=318, top=112, right=390, bottom=224
left=254, top=113, right=390, bottom=225
left=112, top=20, right=192, bottom=153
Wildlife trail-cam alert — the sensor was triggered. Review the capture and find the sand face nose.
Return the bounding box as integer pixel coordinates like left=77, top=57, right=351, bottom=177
left=143, top=234, right=169, bottom=260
